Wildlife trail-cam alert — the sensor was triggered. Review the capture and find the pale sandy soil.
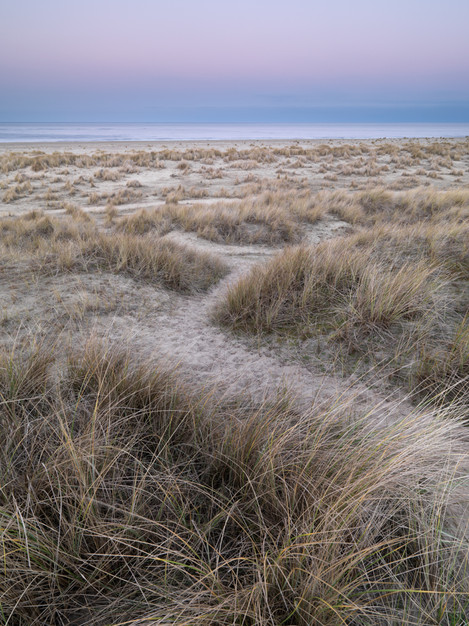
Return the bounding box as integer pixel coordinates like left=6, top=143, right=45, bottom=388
left=1, top=138, right=468, bottom=420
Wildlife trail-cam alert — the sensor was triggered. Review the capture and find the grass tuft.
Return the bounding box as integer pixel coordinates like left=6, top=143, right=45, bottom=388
left=116, top=191, right=328, bottom=245
left=0, top=213, right=228, bottom=293
left=0, top=340, right=467, bottom=624
left=214, top=241, right=440, bottom=335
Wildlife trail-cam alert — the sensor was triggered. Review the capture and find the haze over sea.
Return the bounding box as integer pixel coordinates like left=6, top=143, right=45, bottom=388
left=1, top=123, right=469, bottom=143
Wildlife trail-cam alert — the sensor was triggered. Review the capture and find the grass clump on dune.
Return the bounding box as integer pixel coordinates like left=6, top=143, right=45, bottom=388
left=0, top=338, right=468, bottom=624
left=75, top=232, right=228, bottom=292
left=347, top=221, right=469, bottom=279
left=214, top=235, right=469, bottom=404
left=214, top=240, right=439, bottom=336
left=0, top=212, right=228, bottom=293
left=413, top=316, right=469, bottom=405
left=0, top=210, right=94, bottom=250
left=116, top=190, right=327, bottom=245
left=321, top=187, right=469, bottom=227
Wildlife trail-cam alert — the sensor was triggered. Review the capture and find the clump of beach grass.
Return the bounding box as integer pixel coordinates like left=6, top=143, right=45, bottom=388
left=320, top=187, right=469, bottom=227
left=116, top=190, right=327, bottom=245
left=213, top=232, right=469, bottom=404
left=87, top=187, right=143, bottom=206
left=0, top=212, right=228, bottom=293
left=0, top=338, right=467, bottom=624
left=2, top=181, right=33, bottom=203
left=412, top=316, right=469, bottom=405
left=347, top=221, right=469, bottom=279
left=70, top=232, right=228, bottom=292
left=214, top=240, right=440, bottom=335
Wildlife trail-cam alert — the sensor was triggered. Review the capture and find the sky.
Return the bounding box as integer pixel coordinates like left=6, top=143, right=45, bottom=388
left=1, top=0, right=469, bottom=123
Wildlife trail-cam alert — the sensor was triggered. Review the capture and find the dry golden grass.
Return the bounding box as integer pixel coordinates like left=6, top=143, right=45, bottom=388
left=0, top=212, right=228, bottom=292
left=215, top=218, right=468, bottom=404
left=94, top=167, right=120, bottom=181
left=125, top=178, right=143, bottom=188
left=117, top=190, right=327, bottom=245
left=1, top=139, right=467, bottom=178
left=214, top=241, right=440, bottom=334
left=0, top=338, right=467, bottom=624
left=413, top=316, right=469, bottom=404
left=347, top=221, right=469, bottom=278
left=2, top=181, right=33, bottom=202
left=308, top=187, right=469, bottom=226
left=88, top=187, right=143, bottom=206
left=63, top=202, right=92, bottom=222
left=73, top=233, right=228, bottom=292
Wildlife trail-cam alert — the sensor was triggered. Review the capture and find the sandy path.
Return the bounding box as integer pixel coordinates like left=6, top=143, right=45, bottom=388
left=0, top=209, right=412, bottom=422
left=98, top=220, right=411, bottom=423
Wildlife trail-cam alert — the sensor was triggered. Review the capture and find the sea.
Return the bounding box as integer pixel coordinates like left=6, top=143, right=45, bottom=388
left=1, top=123, right=469, bottom=143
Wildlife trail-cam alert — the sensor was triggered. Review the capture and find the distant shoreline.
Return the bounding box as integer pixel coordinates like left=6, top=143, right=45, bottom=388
left=1, top=122, right=469, bottom=145
left=1, top=136, right=469, bottom=154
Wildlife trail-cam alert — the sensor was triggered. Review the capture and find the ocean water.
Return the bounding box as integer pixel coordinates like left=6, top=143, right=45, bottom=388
left=1, top=123, right=469, bottom=143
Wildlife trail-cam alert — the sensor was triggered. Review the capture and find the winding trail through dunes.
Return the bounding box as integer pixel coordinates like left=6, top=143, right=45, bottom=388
left=0, top=210, right=412, bottom=421
left=104, top=217, right=411, bottom=421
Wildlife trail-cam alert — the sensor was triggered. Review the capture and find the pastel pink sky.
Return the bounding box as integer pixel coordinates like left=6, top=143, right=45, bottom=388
left=1, top=0, right=469, bottom=121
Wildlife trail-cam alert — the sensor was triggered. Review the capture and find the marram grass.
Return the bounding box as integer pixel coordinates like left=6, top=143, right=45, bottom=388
left=0, top=212, right=228, bottom=293
left=0, top=338, right=468, bottom=624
